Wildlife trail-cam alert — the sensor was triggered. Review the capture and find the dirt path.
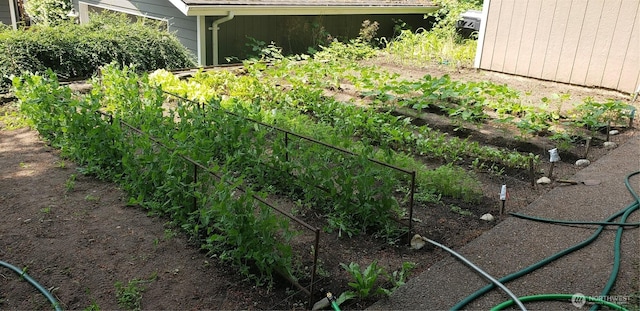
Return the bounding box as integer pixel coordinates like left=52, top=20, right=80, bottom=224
left=0, top=128, right=263, bottom=310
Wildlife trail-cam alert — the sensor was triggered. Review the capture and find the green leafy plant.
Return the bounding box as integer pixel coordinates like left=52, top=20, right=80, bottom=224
left=82, top=288, right=101, bottom=311
left=549, top=131, right=576, bottom=151
left=450, top=205, right=473, bottom=216
left=314, top=39, right=378, bottom=61
left=244, top=37, right=285, bottom=62
left=0, top=102, right=29, bottom=130
left=83, top=301, right=101, bottom=311
left=339, top=260, right=415, bottom=304
left=84, top=194, right=99, bottom=201
left=65, top=174, right=76, bottom=192
left=114, top=280, right=142, bottom=310
left=340, top=260, right=386, bottom=299
left=380, top=261, right=416, bottom=296
left=385, top=0, right=481, bottom=66
left=163, top=228, right=177, bottom=241
left=114, top=274, right=157, bottom=311
left=14, top=64, right=303, bottom=286
left=572, top=98, right=630, bottom=136
left=422, top=164, right=482, bottom=203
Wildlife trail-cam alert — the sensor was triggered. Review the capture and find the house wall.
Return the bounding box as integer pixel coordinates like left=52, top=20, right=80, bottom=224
left=477, top=0, right=640, bottom=94
left=0, top=1, right=13, bottom=27
left=73, top=0, right=431, bottom=66
left=74, top=0, right=197, bottom=58
left=210, top=14, right=430, bottom=65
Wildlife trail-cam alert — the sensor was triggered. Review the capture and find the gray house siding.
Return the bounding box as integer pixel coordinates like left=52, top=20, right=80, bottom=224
left=76, top=0, right=198, bottom=59
left=210, top=14, right=429, bottom=64
left=0, top=1, right=12, bottom=27
left=477, top=0, right=640, bottom=94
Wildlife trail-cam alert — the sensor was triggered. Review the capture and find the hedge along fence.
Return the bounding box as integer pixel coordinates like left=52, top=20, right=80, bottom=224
left=164, top=91, right=417, bottom=241
left=0, top=11, right=195, bottom=92
left=12, top=70, right=318, bottom=297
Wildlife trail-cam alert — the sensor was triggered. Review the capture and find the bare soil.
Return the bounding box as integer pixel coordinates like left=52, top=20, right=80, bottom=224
left=0, top=59, right=637, bottom=310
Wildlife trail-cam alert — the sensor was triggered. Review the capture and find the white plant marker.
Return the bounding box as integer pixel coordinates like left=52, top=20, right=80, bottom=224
left=548, top=148, right=560, bottom=178
left=499, top=184, right=507, bottom=214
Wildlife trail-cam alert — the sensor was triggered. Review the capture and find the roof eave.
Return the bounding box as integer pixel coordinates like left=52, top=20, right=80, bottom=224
left=168, top=2, right=437, bottom=16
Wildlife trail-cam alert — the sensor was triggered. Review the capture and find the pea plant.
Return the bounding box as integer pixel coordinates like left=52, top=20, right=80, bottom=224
left=14, top=67, right=298, bottom=287
left=116, top=63, right=412, bottom=240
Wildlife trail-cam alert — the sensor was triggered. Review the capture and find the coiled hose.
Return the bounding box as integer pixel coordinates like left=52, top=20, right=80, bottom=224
left=0, top=260, right=62, bottom=311
left=452, top=171, right=639, bottom=310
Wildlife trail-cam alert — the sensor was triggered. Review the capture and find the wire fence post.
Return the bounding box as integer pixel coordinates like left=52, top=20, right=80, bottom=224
left=193, top=162, right=198, bottom=210
left=284, top=132, right=289, bottom=162
left=529, top=156, right=535, bottom=187
left=308, top=228, right=320, bottom=310
left=408, top=170, right=416, bottom=245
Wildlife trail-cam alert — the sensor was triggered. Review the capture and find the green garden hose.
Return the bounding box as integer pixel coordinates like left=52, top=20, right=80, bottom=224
left=509, top=213, right=640, bottom=227
left=0, top=260, right=62, bottom=311
left=591, top=171, right=639, bottom=311
left=451, top=171, right=639, bottom=310
left=490, top=294, right=628, bottom=311
left=327, top=292, right=341, bottom=311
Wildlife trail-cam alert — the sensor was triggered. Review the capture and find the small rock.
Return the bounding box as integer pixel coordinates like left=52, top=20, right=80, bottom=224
left=411, top=234, right=426, bottom=250
left=609, top=130, right=619, bottom=135
left=604, top=141, right=618, bottom=149
left=537, top=177, right=552, bottom=185
left=575, top=159, right=591, bottom=167
left=312, top=297, right=330, bottom=311
left=480, top=213, right=495, bottom=221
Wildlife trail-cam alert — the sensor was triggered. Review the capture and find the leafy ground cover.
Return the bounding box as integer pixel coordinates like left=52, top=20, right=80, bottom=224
left=0, top=50, right=636, bottom=310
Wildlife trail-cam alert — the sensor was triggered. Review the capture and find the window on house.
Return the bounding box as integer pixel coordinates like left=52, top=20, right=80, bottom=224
left=83, top=4, right=168, bottom=31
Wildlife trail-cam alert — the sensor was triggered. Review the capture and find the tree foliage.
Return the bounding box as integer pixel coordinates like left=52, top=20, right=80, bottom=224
left=24, top=0, right=73, bottom=26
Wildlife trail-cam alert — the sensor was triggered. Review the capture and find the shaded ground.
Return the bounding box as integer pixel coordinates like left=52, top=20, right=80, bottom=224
left=0, top=60, right=637, bottom=310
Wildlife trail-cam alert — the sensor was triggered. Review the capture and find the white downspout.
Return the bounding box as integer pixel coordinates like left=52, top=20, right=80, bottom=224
left=210, top=11, right=234, bottom=66
left=196, top=15, right=206, bottom=66
left=8, top=0, right=17, bottom=29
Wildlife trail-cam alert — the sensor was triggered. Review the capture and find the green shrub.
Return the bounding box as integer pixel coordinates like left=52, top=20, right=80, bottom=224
left=0, top=11, right=195, bottom=92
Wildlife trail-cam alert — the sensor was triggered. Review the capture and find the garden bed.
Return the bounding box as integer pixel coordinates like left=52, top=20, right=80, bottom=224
left=0, top=55, right=636, bottom=310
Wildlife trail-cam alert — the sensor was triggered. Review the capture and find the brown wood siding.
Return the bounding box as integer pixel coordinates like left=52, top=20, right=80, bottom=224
left=478, top=0, right=640, bottom=94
